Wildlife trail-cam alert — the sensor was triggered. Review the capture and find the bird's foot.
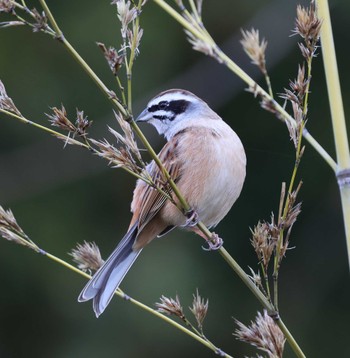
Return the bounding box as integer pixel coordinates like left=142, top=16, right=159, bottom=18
left=202, top=233, right=223, bottom=251
left=184, top=209, right=199, bottom=227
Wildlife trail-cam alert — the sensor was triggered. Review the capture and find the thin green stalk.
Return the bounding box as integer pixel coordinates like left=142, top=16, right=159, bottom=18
left=219, top=247, right=273, bottom=310
left=260, top=264, right=272, bottom=303
left=37, top=0, right=61, bottom=37
left=273, top=121, right=305, bottom=310
left=116, top=76, right=127, bottom=106
left=153, top=0, right=337, bottom=172
left=188, top=0, right=200, bottom=22
left=317, top=0, right=350, bottom=269
left=0, top=109, right=87, bottom=148
left=272, top=245, right=280, bottom=311
left=264, top=70, right=274, bottom=99
left=126, top=2, right=143, bottom=112
left=302, top=57, right=312, bottom=117
left=180, top=316, right=224, bottom=355
left=63, top=38, right=127, bottom=116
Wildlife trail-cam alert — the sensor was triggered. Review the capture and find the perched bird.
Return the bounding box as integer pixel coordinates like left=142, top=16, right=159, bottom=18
left=78, top=89, right=246, bottom=317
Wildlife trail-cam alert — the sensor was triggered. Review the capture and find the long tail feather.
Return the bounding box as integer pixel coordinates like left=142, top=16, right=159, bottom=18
left=78, top=223, right=141, bottom=317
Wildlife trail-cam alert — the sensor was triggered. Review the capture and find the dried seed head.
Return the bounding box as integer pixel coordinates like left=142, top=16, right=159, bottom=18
left=155, top=295, right=184, bottom=318
left=112, top=0, right=138, bottom=38
left=234, top=310, right=286, bottom=358
left=0, top=205, right=39, bottom=251
left=75, top=109, right=92, bottom=137
left=246, top=84, right=282, bottom=120
left=279, top=63, right=309, bottom=149
left=127, top=24, right=144, bottom=57
left=31, top=8, right=48, bottom=32
left=279, top=88, right=300, bottom=106
left=293, top=2, right=322, bottom=44
left=298, top=42, right=311, bottom=59
left=241, top=28, right=268, bottom=74
left=0, top=205, right=24, bottom=235
left=250, top=221, right=276, bottom=269
left=112, top=111, right=142, bottom=161
left=47, top=105, right=76, bottom=132
left=90, top=138, right=123, bottom=164
left=0, top=80, right=22, bottom=116
left=97, top=42, right=124, bottom=75
left=189, top=290, right=209, bottom=330
left=185, top=30, right=216, bottom=59
left=69, top=241, right=104, bottom=272
left=260, top=97, right=279, bottom=117
left=283, top=105, right=299, bottom=149
left=289, top=64, right=308, bottom=100
left=247, top=266, right=262, bottom=288
left=283, top=184, right=303, bottom=230
left=0, top=0, right=14, bottom=13
left=90, top=137, right=140, bottom=173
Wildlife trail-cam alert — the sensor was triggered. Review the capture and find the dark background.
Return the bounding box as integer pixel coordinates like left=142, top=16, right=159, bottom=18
left=1, top=0, right=349, bottom=357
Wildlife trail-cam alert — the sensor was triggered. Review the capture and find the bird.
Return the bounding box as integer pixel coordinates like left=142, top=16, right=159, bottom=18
left=78, top=89, right=246, bottom=317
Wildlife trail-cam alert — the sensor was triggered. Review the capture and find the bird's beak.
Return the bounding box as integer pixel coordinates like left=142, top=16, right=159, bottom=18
left=135, top=108, right=151, bottom=123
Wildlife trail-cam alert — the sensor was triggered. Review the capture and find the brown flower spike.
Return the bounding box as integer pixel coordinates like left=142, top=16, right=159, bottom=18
left=155, top=295, right=184, bottom=319
left=241, top=28, right=268, bottom=74
left=234, top=310, right=286, bottom=358
left=70, top=241, right=104, bottom=272
left=189, top=290, right=209, bottom=331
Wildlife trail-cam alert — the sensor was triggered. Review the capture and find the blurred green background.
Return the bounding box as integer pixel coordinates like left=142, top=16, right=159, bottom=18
left=1, top=0, right=349, bottom=357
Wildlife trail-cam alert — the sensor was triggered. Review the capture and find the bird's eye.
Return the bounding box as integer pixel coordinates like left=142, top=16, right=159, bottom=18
left=158, top=101, right=168, bottom=110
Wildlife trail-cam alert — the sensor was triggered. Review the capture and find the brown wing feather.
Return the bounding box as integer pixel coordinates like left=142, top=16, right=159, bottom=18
left=134, top=136, right=182, bottom=233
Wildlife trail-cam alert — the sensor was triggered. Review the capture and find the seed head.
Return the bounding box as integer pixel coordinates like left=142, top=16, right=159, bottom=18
left=234, top=310, right=286, bottom=358
left=293, top=2, right=322, bottom=43
left=155, top=295, right=184, bottom=318
left=47, top=105, right=76, bottom=132
left=250, top=221, right=276, bottom=270
left=0, top=205, right=39, bottom=252
left=75, top=109, right=92, bottom=137
left=0, top=80, right=22, bottom=116
left=0, top=0, right=14, bottom=13
left=185, top=30, right=216, bottom=59
left=189, top=290, right=209, bottom=330
left=241, top=28, right=268, bottom=74
left=97, top=42, right=124, bottom=75
left=112, top=0, right=138, bottom=38
left=31, top=8, right=48, bottom=33
left=69, top=241, right=104, bottom=272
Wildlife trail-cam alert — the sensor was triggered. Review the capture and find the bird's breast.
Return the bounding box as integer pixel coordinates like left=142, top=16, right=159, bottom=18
left=175, top=125, right=246, bottom=227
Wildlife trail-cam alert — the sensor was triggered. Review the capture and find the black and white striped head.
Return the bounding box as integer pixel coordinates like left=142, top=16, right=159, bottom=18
left=136, top=89, right=218, bottom=139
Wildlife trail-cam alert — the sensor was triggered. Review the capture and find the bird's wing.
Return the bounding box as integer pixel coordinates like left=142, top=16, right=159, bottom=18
left=137, top=137, right=182, bottom=232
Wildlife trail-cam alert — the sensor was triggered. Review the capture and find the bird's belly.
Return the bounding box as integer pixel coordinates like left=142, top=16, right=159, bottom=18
left=180, top=150, right=245, bottom=227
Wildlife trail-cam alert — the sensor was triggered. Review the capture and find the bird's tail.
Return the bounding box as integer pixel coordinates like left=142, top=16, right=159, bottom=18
left=78, top=223, right=141, bottom=317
